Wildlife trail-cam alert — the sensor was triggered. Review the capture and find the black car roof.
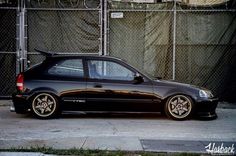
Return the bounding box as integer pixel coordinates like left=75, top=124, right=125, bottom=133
left=48, top=54, right=122, bottom=60
left=35, top=49, right=121, bottom=60
left=34, top=49, right=125, bottom=63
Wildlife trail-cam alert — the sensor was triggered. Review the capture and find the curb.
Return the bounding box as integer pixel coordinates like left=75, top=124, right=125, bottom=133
left=0, top=152, right=55, bottom=156
left=0, top=100, right=12, bottom=107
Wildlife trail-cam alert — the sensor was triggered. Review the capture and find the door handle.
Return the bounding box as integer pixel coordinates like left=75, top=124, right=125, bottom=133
left=94, top=84, right=102, bottom=88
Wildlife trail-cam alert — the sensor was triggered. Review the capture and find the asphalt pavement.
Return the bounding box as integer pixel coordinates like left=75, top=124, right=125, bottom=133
left=0, top=100, right=236, bottom=155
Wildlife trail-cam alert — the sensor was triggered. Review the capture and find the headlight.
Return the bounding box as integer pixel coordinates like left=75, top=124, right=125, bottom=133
left=199, top=90, right=213, bottom=98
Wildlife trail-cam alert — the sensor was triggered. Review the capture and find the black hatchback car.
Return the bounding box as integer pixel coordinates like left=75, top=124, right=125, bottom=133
left=12, top=51, right=218, bottom=120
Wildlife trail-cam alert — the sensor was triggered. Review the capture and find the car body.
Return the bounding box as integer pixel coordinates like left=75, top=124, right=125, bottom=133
left=12, top=53, right=218, bottom=120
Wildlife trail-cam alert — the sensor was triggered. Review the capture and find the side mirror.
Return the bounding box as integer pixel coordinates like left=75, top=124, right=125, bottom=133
left=133, top=73, right=144, bottom=84
left=155, top=76, right=162, bottom=80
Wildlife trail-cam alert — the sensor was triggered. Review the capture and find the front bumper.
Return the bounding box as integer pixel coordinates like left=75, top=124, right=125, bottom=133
left=195, top=97, right=218, bottom=119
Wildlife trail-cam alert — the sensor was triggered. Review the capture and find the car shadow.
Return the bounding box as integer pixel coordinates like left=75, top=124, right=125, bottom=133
left=12, top=110, right=213, bottom=121
left=59, top=111, right=214, bottom=121
left=60, top=111, right=167, bottom=120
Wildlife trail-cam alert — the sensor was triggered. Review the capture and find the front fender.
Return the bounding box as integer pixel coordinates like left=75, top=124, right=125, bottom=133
left=164, top=88, right=198, bottom=101
left=153, top=85, right=198, bottom=102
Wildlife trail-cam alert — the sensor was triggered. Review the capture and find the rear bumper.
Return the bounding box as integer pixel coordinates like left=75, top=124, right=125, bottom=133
left=12, top=93, right=31, bottom=113
left=195, top=97, right=218, bottom=119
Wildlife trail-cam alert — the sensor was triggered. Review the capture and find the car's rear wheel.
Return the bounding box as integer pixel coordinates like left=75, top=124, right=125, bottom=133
left=165, top=95, right=194, bottom=120
left=31, top=93, right=60, bottom=119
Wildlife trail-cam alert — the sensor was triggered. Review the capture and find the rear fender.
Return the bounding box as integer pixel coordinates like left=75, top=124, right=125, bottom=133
left=28, top=87, right=60, bottom=101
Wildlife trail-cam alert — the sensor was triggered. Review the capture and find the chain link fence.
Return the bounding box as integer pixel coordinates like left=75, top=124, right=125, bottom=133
left=175, top=9, right=236, bottom=101
left=26, top=0, right=101, bottom=66
left=0, top=7, right=17, bottom=97
left=108, top=9, right=174, bottom=80
left=107, top=1, right=236, bottom=102
left=27, top=9, right=100, bottom=66
left=26, top=0, right=100, bottom=9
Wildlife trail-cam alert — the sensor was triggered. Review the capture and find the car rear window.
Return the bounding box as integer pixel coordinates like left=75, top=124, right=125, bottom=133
left=47, top=59, right=84, bottom=78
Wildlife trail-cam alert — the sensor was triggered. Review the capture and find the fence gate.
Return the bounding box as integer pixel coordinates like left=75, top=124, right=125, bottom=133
left=0, top=0, right=102, bottom=98
left=106, top=1, right=236, bottom=102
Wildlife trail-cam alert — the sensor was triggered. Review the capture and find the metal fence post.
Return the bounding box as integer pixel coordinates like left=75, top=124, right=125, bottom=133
left=103, top=0, right=108, bottom=56
left=172, top=0, right=177, bottom=80
left=16, top=0, right=20, bottom=75
left=99, top=0, right=108, bottom=56
left=99, top=0, right=103, bottom=55
left=17, top=0, right=27, bottom=72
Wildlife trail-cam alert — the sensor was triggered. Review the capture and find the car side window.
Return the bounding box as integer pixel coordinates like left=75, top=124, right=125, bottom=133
left=88, top=60, right=134, bottom=81
left=48, top=59, right=84, bottom=77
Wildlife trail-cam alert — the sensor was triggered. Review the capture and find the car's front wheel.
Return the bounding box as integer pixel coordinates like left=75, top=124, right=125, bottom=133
left=31, top=93, right=60, bottom=119
left=165, top=95, right=194, bottom=120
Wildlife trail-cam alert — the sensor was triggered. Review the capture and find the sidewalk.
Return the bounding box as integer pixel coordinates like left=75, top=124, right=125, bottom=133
left=0, top=100, right=12, bottom=107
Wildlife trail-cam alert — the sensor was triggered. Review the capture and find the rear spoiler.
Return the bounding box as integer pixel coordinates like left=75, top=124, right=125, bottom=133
left=34, top=48, right=58, bottom=57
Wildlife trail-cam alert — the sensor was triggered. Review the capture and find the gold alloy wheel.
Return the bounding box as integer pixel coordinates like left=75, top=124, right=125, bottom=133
left=167, top=95, right=193, bottom=120
left=32, top=93, right=57, bottom=118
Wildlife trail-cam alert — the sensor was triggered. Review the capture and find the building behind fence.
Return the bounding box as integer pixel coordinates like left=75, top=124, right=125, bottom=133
left=0, top=0, right=236, bottom=102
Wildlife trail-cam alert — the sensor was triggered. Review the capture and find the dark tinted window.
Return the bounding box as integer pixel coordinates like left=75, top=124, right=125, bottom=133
left=48, top=59, right=84, bottom=77
left=88, top=60, right=134, bottom=81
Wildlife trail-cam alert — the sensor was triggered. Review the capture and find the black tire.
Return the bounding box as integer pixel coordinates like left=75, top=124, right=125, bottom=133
left=31, top=93, right=60, bottom=119
left=164, top=95, right=194, bottom=120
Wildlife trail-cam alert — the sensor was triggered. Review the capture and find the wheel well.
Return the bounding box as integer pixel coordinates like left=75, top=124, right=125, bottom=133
left=165, top=93, right=195, bottom=103
left=29, top=92, right=60, bottom=104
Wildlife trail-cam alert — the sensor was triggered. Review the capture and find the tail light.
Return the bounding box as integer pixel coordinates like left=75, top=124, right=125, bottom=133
left=16, top=73, right=24, bottom=91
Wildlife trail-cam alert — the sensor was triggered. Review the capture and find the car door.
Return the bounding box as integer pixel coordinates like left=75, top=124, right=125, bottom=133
left=85, top=58, right=156, bottom=112
left=45, top=58, right=87, bottom=110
